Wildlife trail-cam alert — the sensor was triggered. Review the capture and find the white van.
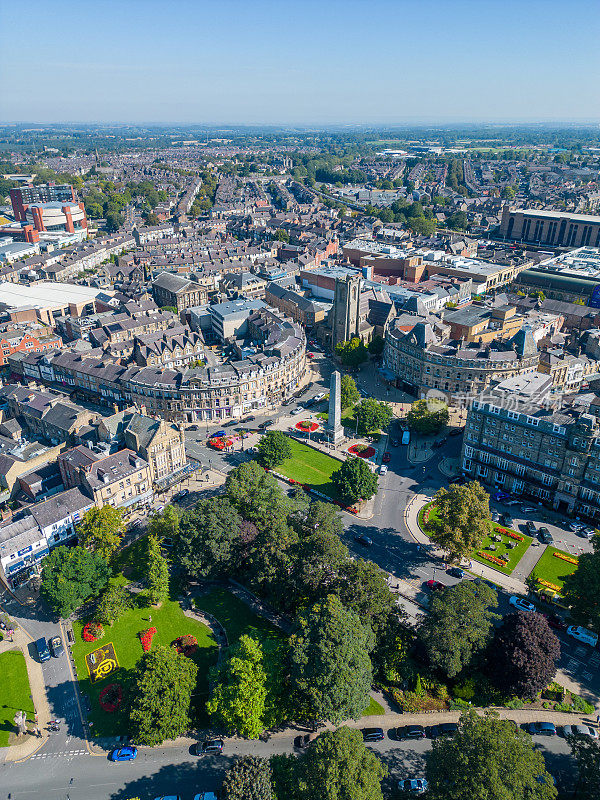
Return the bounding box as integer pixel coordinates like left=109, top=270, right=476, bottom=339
left=566, top=626, right=598, bottom=647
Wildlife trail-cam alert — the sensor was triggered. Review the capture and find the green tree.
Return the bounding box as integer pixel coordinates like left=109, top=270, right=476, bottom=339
left=333, top=559, right=396, bottom=636
left=340, top=374, right=360, bottom=410
left=501, top=186, right=516, bottom=199
left=406, top=398, right=449, bottom=434
left=335, top=337, right=369, bottom=368
left=41, top=546, right=110, bottom=618
left=145, top=534, right=169, bottom=605
left=105, top=208, right=124, bottom=232
left=419, top=581, right=499, bottom=677
left=77, top=506, right=125, bottom=562
left=290, top=520, right=349, bottom=606
left=354, top=398, right=393, bottom=435
left=562, top=537, right=600, bottom=631
left=175, top=498, right=242, bottom=579
left=570, top=736, right=600, bottom=800
left=222, top=756, right=273, bottom=800
left=426, top=711, right=556, bottom=800
left=129, top=646, right=198, bottom=746
left=332, top=457, right=378, bottom=505
left=274, top=229, right=290, bottom=243
left=95, top=583, right=130, bottom=626
left=367, top=335, right=384, bottom=356
left=225, top=461, right=292, bottom=529
left=147, top=504, right=181, bottom=542
left=428, top=482, right=491, bottom=561
left=446, top=211, right=468, bottom=230
left=290, top=594, right=374, bottom=724
left=142, top=210, right=160, bottom=226
left=296, top=726, right=387, bottom=800
left=489, top=612, right=560, bottom=700
left=257, top=430, right=292, bottom=469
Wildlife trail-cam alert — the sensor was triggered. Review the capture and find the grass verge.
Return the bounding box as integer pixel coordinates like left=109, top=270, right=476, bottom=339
left=275, top=437, right=342, bottom=501
left=0, top=650, right=34, bottom=747
left=531, top=546, right=579, bottom=594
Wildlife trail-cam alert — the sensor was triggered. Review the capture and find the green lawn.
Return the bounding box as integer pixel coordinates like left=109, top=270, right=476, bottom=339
left=0, top=650, right=34, bottom=747
left=531, top=546, right=579, bottom=594
left=72, top=596, right=218, bottom=737
left=362, top=697, right=385, bottom=716
left=275, top=437, right=342, bottom=500
left=193, top=587, right=284, bottom=646
left=419, top=502, right=532, bottom=576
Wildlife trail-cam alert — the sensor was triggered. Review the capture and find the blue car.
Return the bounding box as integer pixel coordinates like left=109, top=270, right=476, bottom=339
left=110, top=746, right=138, bottom=762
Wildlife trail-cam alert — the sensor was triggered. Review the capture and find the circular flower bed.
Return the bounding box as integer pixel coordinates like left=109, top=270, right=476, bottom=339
left=209, top=437, right=234, bottom=451
left=99, top=683, right=123, bottom=713
left=348, top=444, right=376, bottom=459
left=82, top=622, right=104, bottom=642
left=296, top=420, right=319, bottom=432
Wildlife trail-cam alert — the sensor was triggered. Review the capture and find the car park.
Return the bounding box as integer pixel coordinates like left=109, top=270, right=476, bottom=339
left=525, top=722, right=556, bottom=737
left=195, top=739, right=224, bottom=755
left=49, top=636, right=64, bottom=658
left=110, top=746, right=138, bottom=761
left=396, top=725, right=426, bottom=740
left=398, top=778, right=428, bottom=795
left=508, top=596, right=536, bottom=613
left=561, top=724, right=598, bottom=740
left=354, top=533, right=373, bottom=547
left=428, top=722, right=458, bottom=739
left=382, top=452, right=391, bottom=463
left=425, top=579, right=445, bottom=591
left=446, top=567, right=465, bottom=579
left=566, top=626, right=598, bottom=647
left=361, top=727, right=384, bottom=742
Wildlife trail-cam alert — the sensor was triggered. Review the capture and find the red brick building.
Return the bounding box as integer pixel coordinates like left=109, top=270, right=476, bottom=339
left=0, top=330, right=62, bottom=367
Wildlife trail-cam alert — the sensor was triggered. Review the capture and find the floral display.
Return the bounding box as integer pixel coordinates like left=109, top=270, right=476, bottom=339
left=98, top=683, right=123, bottom=713
left=172, top=634, right=198, bottom=657
left=209, top=437, right=234, bottom=451
left=347, top=444, right=376, bottom=459
left=495, top=527, right=524, bottom=541
left=477, top=551, right=506, bottom=566
left=295, top=420, right=319, bottom=432
left=138, top=626, right=157, bottom=652
left=537, top=579, right=562, bottom=593
left=82, top=622, right=104, bottom=642
left=553, top=552, right=578, bottom=565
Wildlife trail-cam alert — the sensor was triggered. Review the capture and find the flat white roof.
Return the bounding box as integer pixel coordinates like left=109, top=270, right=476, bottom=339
left=0, top=281, right=109, bottom=311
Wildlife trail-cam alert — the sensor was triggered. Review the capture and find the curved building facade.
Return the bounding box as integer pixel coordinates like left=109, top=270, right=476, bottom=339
left=26, top=201, right=88, bottom=234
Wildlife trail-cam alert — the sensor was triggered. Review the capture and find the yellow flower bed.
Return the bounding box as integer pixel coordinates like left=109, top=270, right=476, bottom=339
left=537, top=579, right=562, bottom=593
left=553, top=552, right=578, bottom=565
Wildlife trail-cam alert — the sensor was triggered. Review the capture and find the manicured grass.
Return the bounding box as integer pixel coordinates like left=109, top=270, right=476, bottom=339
left=419, top=502, right=532, bottom=576
left=531, top=546, right=579, bottom=594
left=0, top=650, right=35, bottom=747
left=71, top=595, right=218, bottom=737
left=275, top=437, right=342, bottom=500
left=362, top=697, right=385, bottom=716
left=194, top=587, right=284, bottom=646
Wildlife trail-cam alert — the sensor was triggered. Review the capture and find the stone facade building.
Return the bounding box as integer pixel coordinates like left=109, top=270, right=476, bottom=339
left=152, top=272, right=209, bottom=311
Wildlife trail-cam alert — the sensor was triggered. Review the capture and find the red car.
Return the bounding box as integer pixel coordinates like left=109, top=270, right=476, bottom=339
left=307, top=352, right=314, bottom=358
left=382, top=452, right=391, bottom=463
left=425, top=579, right=446, bottom=591
left=543, top=613, right=566, bottom=631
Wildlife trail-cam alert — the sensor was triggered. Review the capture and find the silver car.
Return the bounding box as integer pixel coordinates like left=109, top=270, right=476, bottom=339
left=562, top=724, right=598, bottom=740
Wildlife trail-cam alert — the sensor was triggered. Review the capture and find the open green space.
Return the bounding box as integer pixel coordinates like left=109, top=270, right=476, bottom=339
left=419, top=502, right=532, bottom=576
left=274, top=437, right=342, bottom=500
left=193, top=587, right=284, bottom=646
left=71, top=596, right=218, bottom=737
left=0, top=650, right=35, bottom=747
left=362, top=697, right=385, bottom=716
left=531, top=546, right=579, bottom=594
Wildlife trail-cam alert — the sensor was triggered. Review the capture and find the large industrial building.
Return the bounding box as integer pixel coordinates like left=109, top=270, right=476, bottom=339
left=500, top=206, right=600, bottom=248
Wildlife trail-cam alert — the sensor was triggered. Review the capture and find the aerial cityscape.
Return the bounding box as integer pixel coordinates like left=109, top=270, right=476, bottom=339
left=0, top=2, right=599, bottom=800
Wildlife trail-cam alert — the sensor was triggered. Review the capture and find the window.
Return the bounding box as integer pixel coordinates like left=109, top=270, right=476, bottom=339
left=541, top=474, right=553, bottom=486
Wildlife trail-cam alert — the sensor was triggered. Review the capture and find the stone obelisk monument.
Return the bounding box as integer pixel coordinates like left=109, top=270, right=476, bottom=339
left=326, top=370, right=344, bottom=447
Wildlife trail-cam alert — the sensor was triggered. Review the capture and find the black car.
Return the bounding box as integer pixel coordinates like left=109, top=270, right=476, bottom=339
left=428, top=722, right=458, bottom=739
left=538, top=527, right=553, bottom=544
left=500, top=514, right=513, bottom=527
left=49, top=636, right=64, bottom=658
left=525, top=520, right=537, bottom=535
left=188, top=425, right=199, bottom=431
left=361, top=728, right=384, bottom=742
left=245, top=415, right=256, bottom=422
left=196, top=739, right=224, bottom=755
left=354, top=533, right=373, bottom=547
left=446, top=566, right=465, bottom=579
left=258, top=420, right=274, bottom=429
left=396, top=725, right=426, bottom=740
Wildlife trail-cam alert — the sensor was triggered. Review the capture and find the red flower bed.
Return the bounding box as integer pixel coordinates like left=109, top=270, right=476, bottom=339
left=99, top=683, right=123, bottom=713
left=82, top=622, right=104, bottom=642
left=209, top=437, right=234, bottom=450
left=348, top=444, right=376, bottom=459
left=138, top=626, right=157, bottom=652
left=172, top=634, right=198, bottom=658
left=495, top=527, right=524, bottom=541
left=296, top=420, right=319, bottom=432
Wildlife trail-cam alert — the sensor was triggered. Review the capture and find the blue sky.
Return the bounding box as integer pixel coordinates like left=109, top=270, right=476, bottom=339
left=1, top=0, right=598, bottom=124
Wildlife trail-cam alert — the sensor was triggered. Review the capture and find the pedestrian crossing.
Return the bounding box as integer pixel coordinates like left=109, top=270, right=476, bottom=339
left=28, top=749, right=88, bottom=760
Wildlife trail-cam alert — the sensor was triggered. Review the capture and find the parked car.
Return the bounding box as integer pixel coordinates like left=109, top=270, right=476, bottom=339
left=354, top=533, right=373, bottom=547
left=538, top=527, right=553, bottom=544
left=500, top=513, right=513, bottom=527
left=525, top=520, right=537, bottom=535
left=188, top=425, right=198, bottom=431
left=569, top=521, right=585, bottom=532
left=561, top=724, right=598, bottom=740
left=425, top=579, right=445, bottom=592
left=110, top=746, right=138, bottom=761
left=245, top=415, right=256, bottom=422
left=542, top=613, right=566, bottom=631
left=174, top=489, right=189, bottom=501
left=195, top=739, right=224, bottom=755
left=566, top=626, right=598, bottom=647
left=35, top=637, right=51, bottom=663
left=491, top=511, right=500, bottom=522
left=194, top=794, right=217, bottom=800
left=211, top=430, right=226, bottom=438
left=154, top=796, right=181, bottom=800
left=361, top=728, right=384, bottom=742
left=580, top=527, right=597, bottom=538
left=49, top=636, right=64, bottom=658
left=398, top=778, right=428, bottom=795
left=448, top=427, right=464, bottom=436
left=396, top=725, right=426, bottom=740
left=525, top=722, right=556, bottom=737
left=379, top=465, right=388, bottom=475
left=522, top=506, right=537, bottom=514
left=382, top=452, right=391, bottom=463
left=508, top=596, right=536, bottom=613
left=446, top=567, right=465, bottom=579
left=294, top=733, right=313, bottom=748
left=428, top=722, right=458, bottom=739
left=258, top=420, right=274, bottom=429
left=291, top=407, right=304, bottom=415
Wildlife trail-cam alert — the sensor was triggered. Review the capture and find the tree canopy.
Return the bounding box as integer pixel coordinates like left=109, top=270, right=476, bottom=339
left=570, top=736, right=600, bottom=800
left=175, top=497, right=242, bottom=579
left=222, top=756, right=273, bottom=800
left=340, top=374, right=360, bottom=410
left=335, top=337, right=369, bottom=368
left=426, top=711, right=557, bottom=800
left=41, top=545, right=110, bottom=618
left=406, top=398, right=449, bottom=435
left=129, top=645, right=198, bottom=746
left=257, top=430, right=292, bottom=469
left=77, top=506, right=125, bottom=562
left=332, top=457, right=378, bottom=505
left=95, top=583, right=130, bottom=626
left=489, top=611, right=560, bottom=700
left=144, top=534, right=169, bottom=606
left=354, top=399, right=393, bottom=436
left=562, top=536, right=600, bottom=631
left=419, top=580, right=499, bottom=677
left=290, top=594, right=374, bottom=724
left=428, top=481, right=491, bottom=561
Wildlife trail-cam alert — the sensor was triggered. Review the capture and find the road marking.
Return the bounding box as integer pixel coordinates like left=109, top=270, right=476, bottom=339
left=582, top=671, right=593, bottom=681
left=567, top=658, right=581, bottom=670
